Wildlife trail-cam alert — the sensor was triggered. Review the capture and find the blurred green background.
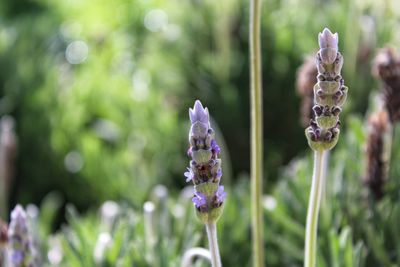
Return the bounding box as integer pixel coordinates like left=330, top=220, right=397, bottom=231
left=1, top=0, right=400, bottom=266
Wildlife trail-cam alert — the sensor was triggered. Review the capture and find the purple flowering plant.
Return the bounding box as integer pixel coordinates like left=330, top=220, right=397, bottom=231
left=186, top=100, right=226, bottom=223
left=7, top=205, right=37, bottom=267
left=185, top=100, right=225, bottom=267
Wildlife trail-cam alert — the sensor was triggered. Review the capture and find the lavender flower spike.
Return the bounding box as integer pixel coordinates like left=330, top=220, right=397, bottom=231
left=7, top=205, right=37, bottom=267
left=186, top=100, right=225, bottom=223
left=306, top=28, right=347, bottom=151
left=318, top=28, right=339, bottom=65
left=186, top=100, right=225, bottom=267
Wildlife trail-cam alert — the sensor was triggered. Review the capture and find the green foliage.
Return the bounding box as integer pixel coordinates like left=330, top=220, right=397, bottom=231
left=23, top=113, right=400, bottom=266
left=265, top=115, right=400, bottom=267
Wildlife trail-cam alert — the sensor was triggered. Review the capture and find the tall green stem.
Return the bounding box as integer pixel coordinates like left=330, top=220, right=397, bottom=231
left=249, top=0, right=264, bottom=266
left=206, top=222, right=222, bottom=267
left=304, top=150, right=326, bottom=267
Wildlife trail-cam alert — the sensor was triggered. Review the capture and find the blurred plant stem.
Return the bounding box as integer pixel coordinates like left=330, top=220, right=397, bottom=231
left=304, top=151, right=326, bottom=267
left=181, top=247, right=211, bottom=267
left=249, top=0, right=264, bottom=266
left=206, top=222, right=221, bottom=267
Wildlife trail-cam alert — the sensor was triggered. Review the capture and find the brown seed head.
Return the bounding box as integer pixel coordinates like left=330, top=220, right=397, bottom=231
left=296, top=56, right=318, bottom=127
left=373, top=47, right=400, bottom=122
left=364, top=110, right=391, bottom=200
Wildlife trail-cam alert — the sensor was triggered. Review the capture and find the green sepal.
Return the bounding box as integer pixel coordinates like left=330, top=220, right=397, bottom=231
left=192, top=149, right=212, bottom=164
left=336, top=86, right=348, bottom=107
left=314, top=94, right=336, bottom=107
left=316, top=115, right=339, bottom=129
left=194, top=182, right=224, bottom=224
left=317, top=81, right=340, bottom=95
left=305, top=128, right=340, bottom=152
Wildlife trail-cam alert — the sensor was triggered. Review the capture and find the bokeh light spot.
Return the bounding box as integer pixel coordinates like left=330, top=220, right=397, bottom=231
left=64, top=151, right=84, bottom=173
left=144, top=9, right=168, bottom=32
left=65, top=40, right=89, bottom=64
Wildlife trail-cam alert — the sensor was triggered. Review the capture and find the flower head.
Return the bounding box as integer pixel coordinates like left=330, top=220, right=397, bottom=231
left=7, top=205, right=37, bottom=267
left=186, top=100, right=225, bottom=223
left=306, top=28, right=347, bottom=151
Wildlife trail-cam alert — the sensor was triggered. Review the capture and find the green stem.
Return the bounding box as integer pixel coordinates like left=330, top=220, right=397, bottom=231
left=304, top=150, right=326, bottom=267
left=206, top=222, right=222, bottom=267
left=181, top=247, right=211, bottom=267
left=249, top=0, right=264, bottom=266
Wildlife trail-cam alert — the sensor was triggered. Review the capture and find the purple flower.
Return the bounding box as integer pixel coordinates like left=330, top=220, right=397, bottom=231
left=192, top=191, right=207, bottom=208
left=11, top=250, right=24, bottom=265
left=10, top=205, right=27, bottom=224
left=184, top=167, right=194, bottom=182
left=214, top=186, right=227, bottom=204
left=8, top=205, right=36, bottom=267
left=216, top=168, right=222, bottom=179
left=189, top=100, right=209, bottom=125
left=211, top=140, right=221, bottom=155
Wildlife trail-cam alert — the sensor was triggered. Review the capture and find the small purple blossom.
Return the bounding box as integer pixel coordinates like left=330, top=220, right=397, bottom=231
left=211, top=140, right=220, bottom=155
left=184, top=167, right=194, bottom=182
left=189, top=100, right=210, bottom=125
left=11, top=250, right=24, bottom=265
left=216, top=168, right=222, bottom=179
left=214, top=186, right=227, bottom=204
left=192, top=191, right=207, bottom=208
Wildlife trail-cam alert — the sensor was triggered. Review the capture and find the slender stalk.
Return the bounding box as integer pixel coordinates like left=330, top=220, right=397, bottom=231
left=206, top=222, right=222, bottom=267
left=304, top=150, right=326, bottom=267
left=181, top=247, right=211, bottom=267
left=249, top=0, right=264, bottom=266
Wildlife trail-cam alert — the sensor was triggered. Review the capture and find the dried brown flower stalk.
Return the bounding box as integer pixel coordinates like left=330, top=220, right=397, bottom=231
left=364, top=110, right=391, bottom=200
left=372, top=47, right=400, bottom=122
left=296, top=56, right=318, bottom=127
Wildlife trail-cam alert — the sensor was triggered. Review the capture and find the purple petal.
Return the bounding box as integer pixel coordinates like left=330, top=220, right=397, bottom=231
left=215, top=186, right=227, bottom=203
left=11, top=250, right=24, bottom=264
left=192, top=191, right=207, bottom=208
left=211, top=140, right=221, bottom=154
left=216, top=168, right=222, bottom=178
left=184, top=168, right=194, bottom=182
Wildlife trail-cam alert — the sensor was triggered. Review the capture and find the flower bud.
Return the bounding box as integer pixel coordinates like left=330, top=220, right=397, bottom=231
left=318, top=28, right=339, bottom=65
